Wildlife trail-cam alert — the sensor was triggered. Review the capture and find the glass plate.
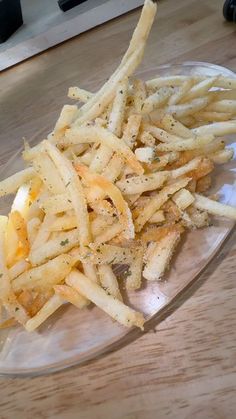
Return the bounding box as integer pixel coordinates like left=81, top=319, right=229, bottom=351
left=0, top=62, right=235, bottom=377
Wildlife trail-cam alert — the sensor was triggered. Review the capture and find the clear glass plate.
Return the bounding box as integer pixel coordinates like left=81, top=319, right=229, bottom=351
left=0, top=62, right=235, bottom=377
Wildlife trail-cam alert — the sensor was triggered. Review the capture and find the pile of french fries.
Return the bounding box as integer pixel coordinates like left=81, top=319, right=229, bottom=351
left=1, top=0, right=236, bottom=333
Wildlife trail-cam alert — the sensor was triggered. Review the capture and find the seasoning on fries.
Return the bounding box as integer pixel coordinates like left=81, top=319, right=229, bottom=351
left=0, top=0, right=236, bottom=332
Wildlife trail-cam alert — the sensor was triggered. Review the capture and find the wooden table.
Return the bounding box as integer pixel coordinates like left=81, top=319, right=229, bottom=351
left=0, top=0, right=236, bottom=417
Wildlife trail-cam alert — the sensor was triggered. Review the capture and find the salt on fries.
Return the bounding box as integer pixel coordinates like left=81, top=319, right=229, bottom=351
left=0, top=0, right=236, bottom=332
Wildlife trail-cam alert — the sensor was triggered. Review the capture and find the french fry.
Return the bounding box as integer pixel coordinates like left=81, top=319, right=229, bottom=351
left=82, top=263, right=99, bottom=283
left=143, top=231, right=181, bottom=281
left=142, top=86, right=173, bottom=113
left=139, top=131, right=156, bottom=146
left=33, top=153, right=65, bottom=194
left=0, top=168, right=35, bottom=197
left=156, top=135, right=214, bottom=152
left=53, top=105, right=78, bottom=140
left=5, top=217, right=19, bottom=267
left=193, top=193, right=236, bottom=220
left=134, top=177, right=191, bottom=232
left=12, top=254, right=72, bottom=292
left=94, top=222, right=123, bottom=245
left=194, top=111, right=233, bottom=122
left=149, top=210, right=165, bottom=224
left=31, top=214, right=55, bottom=251
left=68, top=87, right=93, bottom=102
left=126, top=244, right=145, bottom=290
left=0, top=216, right=29, bottom=325
left=166, top=97, right=209, bottom=118
left=206, top=100, right=236, bottom=114
left=70, top=244, right=134, bottom=265
left=135, top=147, right=155, bottom=163
left=10, top=211, right=29, bottom=257
left=64, top=126, right=144, bottom=175
left=98, top=265, right=122, bottom=300
left=29, top=229, right=80, bottom=266
left=66, top=270, right=144, bottom=329
left=145, top=151, right=180, bottom=171
left=146, top=75, right=190, bottom=90
left=11, top=183, right=31, bottom=220
left=54, top=284, right=88, bottom=308
left=187, top=206, right=209, bottom=228
left=9, top=259, right=30, bottom=281
left=143, top=123, right=182, bottom=142
left=75, top=164, right=135, bottom=240
left=41, top=193, right=72, bottom=214
left=192, top=121, right=236, bottom=136
left=181, top=77, right=218, bottom=102
left=168, top=79, right=193, bottom=105
left=74, top=44, right=145, bottom=124
left=89, top=78, right=128, bottom=173
left=116, top=172, right=168, bottom=195
left=141, top=223, right=184, bottom=242
left=196, top=175, right=212, bottom=193
left=209, top=148, right=234, bottom=164
left=172, top=188, right=195, bottom=210
left=160, top=114, right=193, bottom=138
left=25, top=294, right=64, bottom=332
left=42, top=141, right=91, bottom=247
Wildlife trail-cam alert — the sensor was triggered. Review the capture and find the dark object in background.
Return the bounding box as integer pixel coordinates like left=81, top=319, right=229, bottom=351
left=223, top=0, right=236, bottom=22
left=0, top=0, right=23, bottom=43
left=58, top=0, right=88, bottom=12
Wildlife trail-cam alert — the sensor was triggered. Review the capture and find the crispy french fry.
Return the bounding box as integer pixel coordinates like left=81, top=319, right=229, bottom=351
left=193, top=193, right=236, bottom=220
left=142, top=86, right=173, bottom=113
left=53, top=105, right=78, bottom=140
left=0, top=168, right=35, bottom=197
left=64, top=126, right=144, bottom=175
left=172, top=188, right=195, bottom=210
left=156, top=135, right=214, bottom=152
left=149, top=210, right=165, bottom=224
left=29, top=229, right=80, bottom=266
left=143, top=231, right=181, bottom=280
left=134, top=177, right=191, bottom=232
left=33, top=153, right=65, bottom=194
left=116, top=172, right=168, bottom=195
left=66, top=270, right=144, bottom=329
left=209, top=148, right=234, bottom=164
left=98, top=265, right=122, bottom=300
left=75, top=164, right=135, bottom=240
left=12, top=254, right=72, bottom=292
left=160, top=114, right=193, bottom=138
left=54, top=284, right=88, bottom=308
left=42, top=141, right=91, bottom=247
left=192, top=121, right=236, bottom=136
left=25, top=294, right=64, bottom=332
left=68, top=87, right=93, bottom=102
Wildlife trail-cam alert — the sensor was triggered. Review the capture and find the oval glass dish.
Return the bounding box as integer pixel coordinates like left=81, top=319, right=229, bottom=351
left=0, top=62, right=235, bottom=376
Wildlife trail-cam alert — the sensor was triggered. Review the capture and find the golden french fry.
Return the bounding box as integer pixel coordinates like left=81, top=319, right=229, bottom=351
left=192, top=121, right=236, bottom=136
left=135, top=177, right=191, bottom=232
left=194, top=193, right=236, bottom=220
left=116, top=172, right=168, bottom=195
left=66, top=270, right=144, bottom=329
left=12, top=254, right=73, bottom=292
left=42, top=141, right=91, bottom=247
left=25, top=294, right=64, bottom=332
left=0, top=168, right=35, bottom=198
left=143, top=231, right=181, bottom=281
left=98, top=264, right=122, bottom=300
left=54, top=284, right=89, bottom=308
left=68, top=87, right=92, bottom=102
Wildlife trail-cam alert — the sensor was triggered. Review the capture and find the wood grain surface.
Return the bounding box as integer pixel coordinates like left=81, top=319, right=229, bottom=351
left=0, top=0, right=236, bottom=418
